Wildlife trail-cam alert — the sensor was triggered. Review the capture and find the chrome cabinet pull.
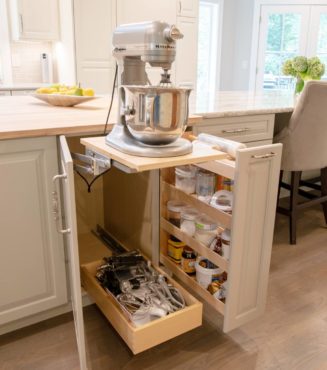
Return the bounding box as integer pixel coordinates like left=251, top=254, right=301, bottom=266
left=252, top=152, right=276, bottom=159
left=52, top=173, right=71, bottom=235
left=222, top=128, right=250, bottom=134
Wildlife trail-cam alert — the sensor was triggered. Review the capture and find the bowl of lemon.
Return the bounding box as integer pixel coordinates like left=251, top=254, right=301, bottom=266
left=33, top=84, right=97, bottom=107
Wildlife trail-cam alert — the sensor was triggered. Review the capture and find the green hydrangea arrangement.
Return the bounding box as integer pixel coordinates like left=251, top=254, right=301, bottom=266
left=282, top=56, right=325, bottom=94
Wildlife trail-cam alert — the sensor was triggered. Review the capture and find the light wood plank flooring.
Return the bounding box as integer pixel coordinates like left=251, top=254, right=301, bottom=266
left=1, top=207, right=326, bottom=370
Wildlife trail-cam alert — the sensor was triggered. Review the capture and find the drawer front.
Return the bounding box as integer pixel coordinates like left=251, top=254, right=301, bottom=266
left=81, top=260, right=202, bottom=354
left=193, top=114, right=275, bottom=143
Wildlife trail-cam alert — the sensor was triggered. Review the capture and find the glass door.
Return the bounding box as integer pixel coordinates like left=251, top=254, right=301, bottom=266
left=308, top=6, right=327, bottom=80
left=255, top=5, right=310, bottom=91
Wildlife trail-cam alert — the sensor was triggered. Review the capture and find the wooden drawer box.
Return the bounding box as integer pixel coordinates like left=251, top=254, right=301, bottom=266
left=192, top=114, right=274, bottom=143
left=81, top=260, right=203, bottom=354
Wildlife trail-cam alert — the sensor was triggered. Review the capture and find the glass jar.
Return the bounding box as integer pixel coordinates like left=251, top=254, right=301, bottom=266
left=181, top=247, right=197, bottom=275
left=167, top=200, right=186, bottom=227
left=175, top=165, right=197, bottom=194
left=194, top=215, right=218, bottom=247
left=180, top=207, right=198, bottom=236
left=196, top=170, right=216, bottom=203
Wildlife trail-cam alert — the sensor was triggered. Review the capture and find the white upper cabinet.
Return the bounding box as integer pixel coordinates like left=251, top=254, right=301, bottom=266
left=9, top=0, right=60, bottom=41
left=117, top=0, right=176, bottom=25
left=177, top=0, right=198, bottom=18
left=74, top=0, right=116, bottom=93
left=175, top=16, right=198, bottom=90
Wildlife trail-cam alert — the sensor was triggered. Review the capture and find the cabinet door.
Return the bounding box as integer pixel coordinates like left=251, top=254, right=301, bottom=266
left=0, top=137, right=67, bottom=325
left=74, top=0, right=115, bottom=94
left=117, top=0, right=176, bottom=25
left=223, top=144, right=282, bottom=332
left=58, top=136, right=87, bottom=370
left=177, top=0, right=198, bottom=18
left=175, top=16, right=198, bottom=90
left=12, top=0, right=60, bottom=41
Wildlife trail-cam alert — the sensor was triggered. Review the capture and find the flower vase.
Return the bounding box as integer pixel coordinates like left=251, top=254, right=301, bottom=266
left=294, top=77, right=305, bottom=103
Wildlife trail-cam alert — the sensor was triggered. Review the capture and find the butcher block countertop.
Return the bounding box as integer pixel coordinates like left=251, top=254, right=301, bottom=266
left=0, top=96, right=202, bottom=140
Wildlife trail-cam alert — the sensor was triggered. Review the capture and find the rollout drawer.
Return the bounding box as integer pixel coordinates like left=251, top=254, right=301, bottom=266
left=192, top=114, right=275, bottom=144
left=81, top=259, right=202, bottom=354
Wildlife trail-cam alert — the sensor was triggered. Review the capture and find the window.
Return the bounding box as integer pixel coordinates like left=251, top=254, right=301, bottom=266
left=255, top=4, right=327, bottom=90
left=197, top=0, right=222, bottom=107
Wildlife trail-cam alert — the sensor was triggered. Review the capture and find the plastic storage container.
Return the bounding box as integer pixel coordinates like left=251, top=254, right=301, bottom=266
left=180, top=207, right=199, bottom=237
left=210, top=190, right=233, bottom=214
left=195, top=258, right=222, bottom=289
left=196, top=170, right=216, bottom=203
left=167, top=200, right=187, bottom=227
left=194, top=215, right=218, bottom=246
left=221, top=229, right=231, bottom=260
left=175, top=165, right=197, bottom=194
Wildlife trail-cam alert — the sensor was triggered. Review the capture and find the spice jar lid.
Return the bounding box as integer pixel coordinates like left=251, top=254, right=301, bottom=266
left=167, top=200, right=187, bottom=213
left=195, top=214, right=218, bottom=231
left=197, top=169, right=215, bottom=178
left=175, top=165, right=197, bottom=178
left=181, top=207, right=198, bottom=221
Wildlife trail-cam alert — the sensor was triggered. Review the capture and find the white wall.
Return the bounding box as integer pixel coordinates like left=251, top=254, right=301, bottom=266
left=219, top=0, right=255, bottom=90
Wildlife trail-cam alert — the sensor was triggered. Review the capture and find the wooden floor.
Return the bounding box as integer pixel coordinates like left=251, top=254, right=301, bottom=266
left=1, top=206, right=327, bottom=370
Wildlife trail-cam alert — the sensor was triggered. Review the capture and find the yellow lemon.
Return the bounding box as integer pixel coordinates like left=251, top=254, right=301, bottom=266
left=82, top=88, right=95, bottom=97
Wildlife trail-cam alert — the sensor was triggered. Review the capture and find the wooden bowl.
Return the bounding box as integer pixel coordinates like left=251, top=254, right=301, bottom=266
left=32, top=93, right=98, bottom=107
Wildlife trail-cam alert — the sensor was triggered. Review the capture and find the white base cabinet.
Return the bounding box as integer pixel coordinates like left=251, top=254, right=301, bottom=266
left=0, top=137, right=67, bottom=325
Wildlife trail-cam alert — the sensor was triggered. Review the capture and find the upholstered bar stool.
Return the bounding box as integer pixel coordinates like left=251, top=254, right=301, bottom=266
left=274, top=80, right=327, bottom=244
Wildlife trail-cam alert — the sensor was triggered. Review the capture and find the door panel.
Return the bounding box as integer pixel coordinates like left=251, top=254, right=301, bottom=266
left=0, top=137, right=67, bottom=325
left=58, top=136, right=87, bottom=370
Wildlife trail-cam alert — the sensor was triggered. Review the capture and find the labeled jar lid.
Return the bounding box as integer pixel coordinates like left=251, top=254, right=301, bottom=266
left=168, top=237, right=186, bottom=248
left=181, top=207, right=198, bottom=221
left=167, top=200, right=187, bottom=213
left=195, top=214, right=218, bottom=231
left=175, top=165, right=197, bottom=178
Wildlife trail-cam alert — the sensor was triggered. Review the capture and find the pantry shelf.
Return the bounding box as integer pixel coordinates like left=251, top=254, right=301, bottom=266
left=160, top=254, right=225, bottom=315
left=161, top=217, right=229, bottom=272
left=160, top=180, right=232, bottom=229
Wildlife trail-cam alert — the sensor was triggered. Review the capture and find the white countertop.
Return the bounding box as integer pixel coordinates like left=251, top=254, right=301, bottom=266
left=0, top=83, right=46, bottom=91
left=190, top=90, right=295, bottom=118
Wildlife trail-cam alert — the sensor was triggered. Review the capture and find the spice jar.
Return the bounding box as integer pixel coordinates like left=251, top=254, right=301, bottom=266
left=194, top=215, right=218, bottom=247
left=221, top=229, right=231, bottom=260
left=167, top=200, right=186, bottom=227
left=167, top=236, right=186, bottom=264
left=196, top=170, right=216, bottom=203
left=175, top=165, right=197, bottom=194
left=180, top=207, right=198, bottom=237
left=181, top=247, right=197, bottom=275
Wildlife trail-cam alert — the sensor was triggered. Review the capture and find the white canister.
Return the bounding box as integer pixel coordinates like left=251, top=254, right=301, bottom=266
left=221, top=229, right=231, bottom=260
left=180, top=207, right=198, bottom=236
left=194, top=215, right=218, bottom=246
left=195, top=258, right=222, bottom=289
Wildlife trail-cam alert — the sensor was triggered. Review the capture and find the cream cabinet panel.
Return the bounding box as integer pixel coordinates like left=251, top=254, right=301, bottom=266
left=177, top=0, right=198, bottom=18
left=74, top=0, right=116, bottom=93
left=117, top=0, right=176, bottom=25
left=0, top=137, right=67, bottom=325
left=175, top=16, right=198, bottom=90
left=10, top=0, right=60, bottom=41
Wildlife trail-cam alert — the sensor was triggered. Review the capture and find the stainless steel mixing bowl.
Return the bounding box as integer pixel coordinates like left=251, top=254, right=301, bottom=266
left=120, top=85, right=192, bottom=145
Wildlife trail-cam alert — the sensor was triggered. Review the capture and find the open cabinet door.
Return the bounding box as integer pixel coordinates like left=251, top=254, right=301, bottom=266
left=57, top=136, right=87, bottom=369
left=223, top=144, right=282, bottom=332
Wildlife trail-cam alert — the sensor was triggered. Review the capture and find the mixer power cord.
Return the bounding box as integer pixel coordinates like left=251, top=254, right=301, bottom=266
left=74, top=64, right=118, bottom=193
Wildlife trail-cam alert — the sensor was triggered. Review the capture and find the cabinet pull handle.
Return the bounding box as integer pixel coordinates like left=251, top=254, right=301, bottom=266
left=19, top=14, right=24, bottom=33
left=222, top=128, right=250, bottom=134
left=179, top=1, right=182, bottom=13
left=252, top=152, right=276, bottom=159
left=52, top=173, right=71, bottom=235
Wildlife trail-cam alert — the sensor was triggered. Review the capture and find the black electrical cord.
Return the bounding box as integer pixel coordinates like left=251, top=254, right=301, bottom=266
left=74, top=63, right=118, bottom=193
left=103, top=63, right=118, bottom=135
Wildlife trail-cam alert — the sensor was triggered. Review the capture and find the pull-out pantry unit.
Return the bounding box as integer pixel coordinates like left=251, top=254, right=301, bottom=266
left=57, top=135, right=282, bottom=370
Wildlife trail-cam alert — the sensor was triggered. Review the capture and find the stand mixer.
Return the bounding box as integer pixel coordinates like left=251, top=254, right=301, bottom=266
left=105, top=21, right=193, bottom=157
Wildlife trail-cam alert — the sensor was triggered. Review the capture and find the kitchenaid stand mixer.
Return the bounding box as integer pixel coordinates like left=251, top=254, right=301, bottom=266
left=105, top=21, right=193, bottom=157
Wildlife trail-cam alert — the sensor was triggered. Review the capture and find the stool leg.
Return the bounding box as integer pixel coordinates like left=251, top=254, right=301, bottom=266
left=321, top=167, right=327, bottom=224
left=276, top=170, right=284, bottom=209
left=290, top=171, right=301, bottom=245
